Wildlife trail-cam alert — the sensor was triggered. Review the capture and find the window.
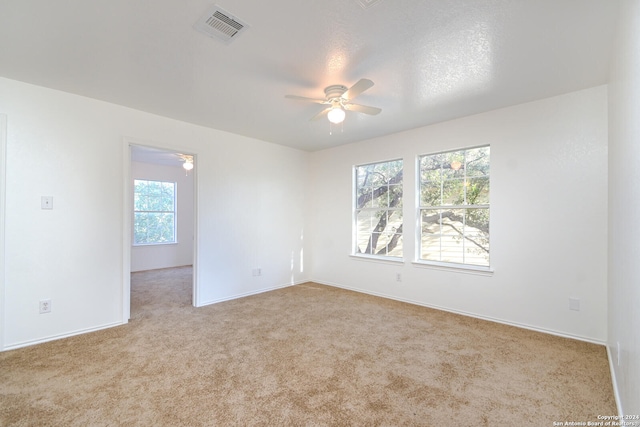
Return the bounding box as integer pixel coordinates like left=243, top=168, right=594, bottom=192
left=418, top=146, right=490, bottom=267
left=354, top=159, right=403, bottom=258
left=134, top=179, right=176, bottom=245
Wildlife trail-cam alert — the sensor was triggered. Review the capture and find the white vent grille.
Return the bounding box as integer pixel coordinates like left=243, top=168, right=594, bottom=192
left=194, top=5, right=248, bottom=43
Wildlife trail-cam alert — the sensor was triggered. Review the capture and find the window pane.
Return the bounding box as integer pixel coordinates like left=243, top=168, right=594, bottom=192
left=353, top=159, right=403, bottom=258
left=376, top=232, right=400, bottom=256
left=161, top=182, right=175, bottom=209
left=440, top=208, right=465, bottom=236
left=465, top=147, right=490, bottom=177
left=389, top=184, right=403, bottom=208
left=420, top=162, right=441, bottom=185
left=420, top=153, right=444, bottom=176
left=133, top=179, right=176, bottom=245
left=372, top=187, right=386, bottom=208
left=356, top=210, right=404, bottom=256
left=356, top=187, right=373, bottom=209
left=388, top=210, right=403, bottom=234
left=148, top=181, right=162, bottom=196
left=418, top=146, right=490, bottom=267
left=356, top=210, right=384, bottom=254
left=421, top=179, right=442, bottom=206
left=421, top=209, right=442, bottom=234
left=442, top=151, right=465, bottom=179
left=465, top=176, right=489, bottom=205
left=133, top=193, right=144, bottom=211
left=356, top=210, right=376, bottom=234
left=440, top=234, right=465, bottom=264
left=465, top=208, right=490, bottom=266
left=464, top=232, right=490, bottom=266
left=134, top=213, right=175, bottom=244
left=442, top=178, right=465, bottom=205
left=466, top=208, right=490, bottom=235
left=420, top=229, right=442, bottom=261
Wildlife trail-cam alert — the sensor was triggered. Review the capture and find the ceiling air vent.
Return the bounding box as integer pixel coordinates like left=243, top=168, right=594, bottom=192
left=194, top=5, right=248, bottom=43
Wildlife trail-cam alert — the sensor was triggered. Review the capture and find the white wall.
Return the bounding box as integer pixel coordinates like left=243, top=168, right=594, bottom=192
left=309, top=86, right=608, bottom=343
left=130, top=161, right=194, bottom=272
left=608, top=0, right=640, bottom=416
left=0, top=76, right=309, bottom=350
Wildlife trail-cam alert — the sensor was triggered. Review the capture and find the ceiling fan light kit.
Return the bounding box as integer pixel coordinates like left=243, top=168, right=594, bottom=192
left=285, top=78, right=381, bottom=128
left=327, top=106, right=346, bottom=124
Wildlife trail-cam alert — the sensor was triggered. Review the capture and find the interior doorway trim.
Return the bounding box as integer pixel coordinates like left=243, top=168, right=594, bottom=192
left=122, top=137, right=199, bottom=322
left=0, top=114, right=7, bottom=350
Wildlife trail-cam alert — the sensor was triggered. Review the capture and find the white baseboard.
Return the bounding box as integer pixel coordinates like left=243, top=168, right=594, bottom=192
left=197, top=279, right=305, bottom=307
left=606, top=344, right=624, bottom=417
left=313, top=279, right=606, bottom=346
left=2, top=320, right=125, bottom=352
left=3, top=280, right=306, bottom=351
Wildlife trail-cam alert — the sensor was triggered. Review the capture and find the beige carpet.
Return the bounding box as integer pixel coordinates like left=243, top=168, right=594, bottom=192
left=1, top=266, right=616, bottom=426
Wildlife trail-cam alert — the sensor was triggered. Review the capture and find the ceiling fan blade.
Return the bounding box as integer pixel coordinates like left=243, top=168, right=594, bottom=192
left=310, top=107, right=331, bottom=121
left=344, top=103, right=382, bottom=115
left=342, top=78, right=374, bottom=100
left=285, top=95, right=328, bottom=104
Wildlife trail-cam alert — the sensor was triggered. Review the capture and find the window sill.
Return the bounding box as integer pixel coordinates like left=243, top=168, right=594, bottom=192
left=133, top=242, right=178, bottom=247
left=412, top=260, right=494, bottom=276
left=350, top=254, right=405, bottom=265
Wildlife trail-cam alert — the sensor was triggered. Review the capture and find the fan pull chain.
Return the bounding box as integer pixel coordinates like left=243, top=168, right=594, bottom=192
left=329, top=121, right=344, bottom=136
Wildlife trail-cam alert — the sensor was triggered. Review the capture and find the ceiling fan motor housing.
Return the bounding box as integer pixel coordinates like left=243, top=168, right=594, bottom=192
left=324, top=85, right=348, bottom=100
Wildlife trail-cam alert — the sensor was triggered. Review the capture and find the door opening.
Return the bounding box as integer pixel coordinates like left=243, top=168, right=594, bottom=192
left=124, top=142, right=198, bottom=321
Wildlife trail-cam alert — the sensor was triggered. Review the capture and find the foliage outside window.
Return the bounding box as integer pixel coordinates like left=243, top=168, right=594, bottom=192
left=354, top=159, right=403, bottom=258
left=418, top=146, right=490, bottom=267
left=134, top=179, right=176, bottom=245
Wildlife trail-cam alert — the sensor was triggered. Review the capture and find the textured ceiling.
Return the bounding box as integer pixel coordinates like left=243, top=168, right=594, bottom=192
left=0, top=0, right=619, bottom=151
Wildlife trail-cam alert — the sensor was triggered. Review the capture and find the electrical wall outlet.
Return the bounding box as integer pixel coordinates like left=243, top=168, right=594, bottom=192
left=396, top=273, right=402, bottom=282
left=39, top=299, right=52, bottom=314
left=252, top=268, right=262, bottom=277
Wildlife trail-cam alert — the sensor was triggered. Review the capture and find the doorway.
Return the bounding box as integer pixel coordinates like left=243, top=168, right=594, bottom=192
left=123, top=141, right=198, bottom=321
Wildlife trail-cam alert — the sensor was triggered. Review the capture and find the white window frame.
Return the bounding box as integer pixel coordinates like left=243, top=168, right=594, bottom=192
left=133, top=179, right=177, bottom=246
left=352, top=158, right=404, bottom=261
left=415, top=145, right=491, bottom=272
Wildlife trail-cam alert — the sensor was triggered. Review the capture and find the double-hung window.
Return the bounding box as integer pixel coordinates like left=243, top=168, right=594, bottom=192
left=134, top=179, right=177, bottom=245
left=354, top=159, right=403, bottom=258
left=417, top=146, right=490, bottom=267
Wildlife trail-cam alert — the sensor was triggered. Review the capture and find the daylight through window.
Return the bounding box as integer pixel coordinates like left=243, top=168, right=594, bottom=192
left=354, top=159, right=403, bottom=258
left=418, top=146, right=490, bottom=267
left=134, top=179, right=176, bottom=245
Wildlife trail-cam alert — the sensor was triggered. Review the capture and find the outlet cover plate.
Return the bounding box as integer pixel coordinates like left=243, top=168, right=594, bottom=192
left=39, top=299, right=52, bottom=313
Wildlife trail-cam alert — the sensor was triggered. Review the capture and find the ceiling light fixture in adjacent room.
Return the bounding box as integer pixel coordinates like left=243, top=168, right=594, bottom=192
left=179, top=154, right=194, bottom=175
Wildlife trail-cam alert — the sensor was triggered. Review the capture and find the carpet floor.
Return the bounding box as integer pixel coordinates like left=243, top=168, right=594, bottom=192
left=1, top=266, right=616, bottom=426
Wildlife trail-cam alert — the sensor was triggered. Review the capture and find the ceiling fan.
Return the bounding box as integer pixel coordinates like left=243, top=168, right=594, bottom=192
left=285, top=78, right=382, bottom=124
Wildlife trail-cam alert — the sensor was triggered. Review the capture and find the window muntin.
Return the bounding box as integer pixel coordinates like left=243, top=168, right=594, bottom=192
left=354, top=159, right=403, bottom=258
left=134, top=179, right=176, bottom=245
left=418, top=146, right=489, bottom=267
